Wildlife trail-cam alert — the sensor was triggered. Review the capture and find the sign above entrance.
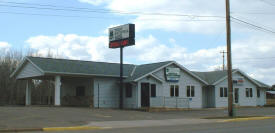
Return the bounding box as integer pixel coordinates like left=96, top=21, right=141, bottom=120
left=165, top=67, right=180, bottom=82
left=109, top=24, right=135, bottom=48
left=233, top=77, right=244, bottom=86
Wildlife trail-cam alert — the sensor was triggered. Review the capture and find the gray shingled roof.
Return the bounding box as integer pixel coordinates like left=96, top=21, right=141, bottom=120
left=124, top=61, right=173, bottom=82
left=27, top=56, right=135, bottom=77
left=26, top=57, right=172, bottom=81
left=191, top=70, right=232, bottom=85
left=15, top=57, right=269, bottom=88
left=192, top=69, right=270, bottom=88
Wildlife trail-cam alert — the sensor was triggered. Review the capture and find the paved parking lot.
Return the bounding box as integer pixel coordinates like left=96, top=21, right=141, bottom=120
left=0, top=106, right=274, bottom=129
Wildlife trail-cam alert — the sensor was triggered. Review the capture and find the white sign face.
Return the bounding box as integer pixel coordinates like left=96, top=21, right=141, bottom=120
left=233, top=77, right=244, bottom=86
left=109, top=24, right=130, bottom=42
left=165, top=67, right=180, bottom=82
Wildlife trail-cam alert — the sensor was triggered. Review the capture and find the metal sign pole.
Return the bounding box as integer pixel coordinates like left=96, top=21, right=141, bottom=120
left=120, top=46, right=124, bottom=109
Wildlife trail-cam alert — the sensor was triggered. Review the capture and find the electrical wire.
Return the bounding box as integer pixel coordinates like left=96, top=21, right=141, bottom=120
left=0, top=1, right=225, bottom=18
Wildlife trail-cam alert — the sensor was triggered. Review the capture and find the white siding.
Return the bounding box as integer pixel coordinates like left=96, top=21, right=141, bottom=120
left=136, top=64, right=205, bottom=108
left=123, top=83, right=138, bottom=109
left=93, top=77, right=120, bottom=108
left=16, top=62, right=43, bottom=79
left=215, top=72, right=259, bottom=107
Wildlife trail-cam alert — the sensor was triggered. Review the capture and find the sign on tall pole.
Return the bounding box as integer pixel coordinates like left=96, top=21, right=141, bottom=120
left=225, top=0, right=234, bottom=117
left=109, top=24, right=135, bottom=109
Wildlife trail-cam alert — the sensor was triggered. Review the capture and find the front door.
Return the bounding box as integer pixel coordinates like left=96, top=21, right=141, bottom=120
left=234, top=88, right=239, bottom=103
left=141, top=83, right=150, bottom=107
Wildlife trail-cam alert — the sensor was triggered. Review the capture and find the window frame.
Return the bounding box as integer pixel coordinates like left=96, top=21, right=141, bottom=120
left=246, top=88, right=253, bottom=98
left=220, top=87, right=228, bottom=97
left=151, top=84, right=156, bottom=97
left=125, top=83, right=132, bottom=98
left=187, top=85, right=195, bottom=97
left=170, top=85, right=179, bottom=97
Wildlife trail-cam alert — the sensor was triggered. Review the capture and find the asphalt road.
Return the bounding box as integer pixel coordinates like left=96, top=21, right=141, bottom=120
left=42, top=118, right=275, bottom=133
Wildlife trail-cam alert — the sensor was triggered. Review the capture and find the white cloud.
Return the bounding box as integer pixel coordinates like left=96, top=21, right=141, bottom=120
left=78, top=0, right=275, bottom=35
left=25, top=34, right=275, bottom=85
left=78, top=0, right=109, bottom=6
left=0, top=42, right=11, bottom=53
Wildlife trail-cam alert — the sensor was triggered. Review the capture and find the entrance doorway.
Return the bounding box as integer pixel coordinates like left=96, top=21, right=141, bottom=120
left=234, top=88, right=239, bottom=103
left=141, top=83, right=150, bottom=107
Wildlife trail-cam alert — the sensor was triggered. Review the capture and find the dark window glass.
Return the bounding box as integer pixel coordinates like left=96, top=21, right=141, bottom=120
left=76, top=86, right=85, bottom=96
left=257, top=89, right=260, bottom=98
left=175, top=85, right=179, bottom=97
left=220, top=87, right=224, bottom=97
left=151, top=84, right=156, bottom=97
left=191, top=86, right=195, bottom=97
left=224, top=88, right=228, bottom=97
left=170, top=85, right=174, bottom=97
left=125, top=83, right=132, bottom=98
left=246, top=88, right=249, bottom=97
left=250, top=88, right=253, bottom=97
left=187, top=86, right=190, bottom=97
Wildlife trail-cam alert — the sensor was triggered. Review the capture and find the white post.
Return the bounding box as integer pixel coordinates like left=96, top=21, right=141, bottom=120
left=137, top=82, right=141, bottom=108
left=25, top=79, right=31, bottom=106
left=55, top=76, right=61, bottom=106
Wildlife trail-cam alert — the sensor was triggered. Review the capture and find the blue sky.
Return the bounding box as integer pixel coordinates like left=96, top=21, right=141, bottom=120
left=0, top=0, right=275, bottom=85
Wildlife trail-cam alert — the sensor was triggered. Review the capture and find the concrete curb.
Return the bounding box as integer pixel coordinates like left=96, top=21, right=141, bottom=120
left=0, top=126, right=109, bottom=132
left=220, top=116, right=275, bottom=122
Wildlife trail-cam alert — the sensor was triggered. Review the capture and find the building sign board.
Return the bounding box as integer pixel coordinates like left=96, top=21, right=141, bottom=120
left=165, top=67, right=180, bottom=82
left=109, top=24, right=135, bottom=48
left=233, top=77, right=244, bottom=86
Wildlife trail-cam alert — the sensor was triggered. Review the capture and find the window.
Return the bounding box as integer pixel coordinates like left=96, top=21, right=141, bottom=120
left=187, top=85, right=195, bottom=97
left=258, top=89, right=261, bottom=98
left=170, top=85, right=179, bottom=97
left=250, top=88, right=253, bottom=97
left=220, top=87, right=228, bottom=97
left=76, top=86, right=85, bottom=96
left=175, top=85, right=179, bottom=97
left=125, top=83, right=132, bottom=98
left=246, top=88, right=253, bottom=98
left=151, top=84, right=156, bottom=97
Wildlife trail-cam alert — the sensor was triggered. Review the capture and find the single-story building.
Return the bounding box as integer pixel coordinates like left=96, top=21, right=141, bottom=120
left=10, top=56, right=269, bottom=109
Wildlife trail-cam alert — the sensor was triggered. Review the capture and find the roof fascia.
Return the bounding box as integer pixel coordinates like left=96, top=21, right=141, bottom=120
left=149, top=74, right=164, bottom=83
left=212, top=69, right=238, bottom=85
left=10, top=57, right=28, bottom=78
left=173, top=62, right=209, bottom=85
left=44, top=71, right=128, bottom=78
left=134, top=62, right=174, bottom=82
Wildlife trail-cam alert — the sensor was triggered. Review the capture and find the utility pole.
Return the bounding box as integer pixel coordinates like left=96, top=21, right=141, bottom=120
left=225, top=0, right=234, bottom=117
left=220, top=50, right=227, bottom=71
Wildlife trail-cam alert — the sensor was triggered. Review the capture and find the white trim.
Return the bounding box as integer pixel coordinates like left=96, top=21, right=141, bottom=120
left=213, top=69, right=262, bottom=87
left=134, top=62, right=174, bottom=82
left=212, top=69, right=238, bottom=85
left=44, top=71, right=128, bottom=78
left=149, top=74, right=164, bottom=83
left=130, top=66, right=137, bottom=77
left=134, top=61, right=208, bottom=85
left=173, top=62, right=209, bottom=85
left=10, top=57, right=27, bottom=78
left=26, top=57, right=45, bottom=74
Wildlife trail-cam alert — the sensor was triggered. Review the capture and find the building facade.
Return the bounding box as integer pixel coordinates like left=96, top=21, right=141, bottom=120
left=11, top=56, right=269, bottom=109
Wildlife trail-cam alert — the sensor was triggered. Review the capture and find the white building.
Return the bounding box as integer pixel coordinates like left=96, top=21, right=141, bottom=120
left=11, top=56, right=269, bottom=108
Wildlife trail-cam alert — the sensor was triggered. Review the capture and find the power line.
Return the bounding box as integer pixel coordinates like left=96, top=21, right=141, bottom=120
left=231, top=16, right=275, bottom=34
left=0, top=1, right=225, bottom=18
left=0, top=11, right=225, bottom=22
